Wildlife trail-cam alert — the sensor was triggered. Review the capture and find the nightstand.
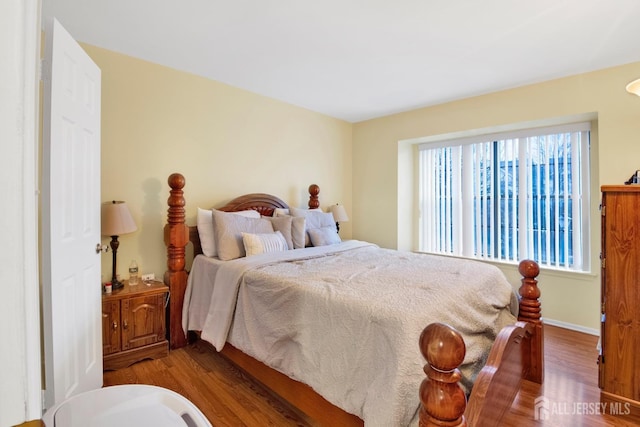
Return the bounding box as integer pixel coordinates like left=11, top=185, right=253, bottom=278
left=102, top=280, right=169, bottom=370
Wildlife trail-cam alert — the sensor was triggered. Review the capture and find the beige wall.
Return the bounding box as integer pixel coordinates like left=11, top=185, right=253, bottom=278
left=353, top=61, right=640, bottom=332
left=82, top=45, right=353, bottom=284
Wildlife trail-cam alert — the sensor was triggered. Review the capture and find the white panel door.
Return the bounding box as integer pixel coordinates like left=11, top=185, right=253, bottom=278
left=41, top=17, right=102, bottom=409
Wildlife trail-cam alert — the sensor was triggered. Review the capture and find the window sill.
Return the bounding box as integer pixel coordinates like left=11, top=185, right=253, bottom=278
left=413, top=251, right=598, bottom=280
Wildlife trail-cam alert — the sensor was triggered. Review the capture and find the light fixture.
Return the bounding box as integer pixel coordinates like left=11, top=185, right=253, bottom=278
left=329, top=204, right=349, bottom=233
left=101, top=201, right=137, bottom=290
left=626, top=78, right=640, bottom=96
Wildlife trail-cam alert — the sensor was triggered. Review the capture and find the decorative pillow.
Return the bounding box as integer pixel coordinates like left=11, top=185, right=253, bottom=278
left=267, top=215, right=294, bottom=250
left=308, top=226, right=342, bottom=247
left=291, top=217, right=306, bottom=249
left=197, top=208, right=260, bottom=257
left=211, top=209, right=274, bottom=260
left=290, top=207, right=336, bottom=246
left=242, top=231, right=288, bottom=257
left=277, top=207, right=321, bottom=216
left=274, top=208, right=290, bottom=217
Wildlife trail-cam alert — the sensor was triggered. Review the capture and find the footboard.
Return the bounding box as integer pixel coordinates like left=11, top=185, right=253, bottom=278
left=419, top=260, right=543, bottom=426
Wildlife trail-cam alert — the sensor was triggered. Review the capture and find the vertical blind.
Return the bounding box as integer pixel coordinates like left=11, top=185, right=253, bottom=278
left=418, top=122, right=591, bottom=272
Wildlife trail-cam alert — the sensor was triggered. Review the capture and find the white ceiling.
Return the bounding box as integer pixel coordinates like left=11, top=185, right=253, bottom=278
left=43, top=0, right=640, bottom=122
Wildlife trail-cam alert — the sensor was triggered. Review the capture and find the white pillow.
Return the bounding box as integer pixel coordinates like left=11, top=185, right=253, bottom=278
left=242, top=231, right=288, bottom=256
left=308, top=226, right=342, bottom=247
left=197, top=208, right=216, bottom=257
left=235, top=210, right=261, bottom=218
left=197, top=208, right=260, bottom=257
left=290, top=207, right=336, bottom=246
left=211, top=209, right=272, bottom=260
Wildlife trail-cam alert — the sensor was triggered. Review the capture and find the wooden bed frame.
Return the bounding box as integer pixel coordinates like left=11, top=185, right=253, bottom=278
left=164, top=172, right=544, bottom=426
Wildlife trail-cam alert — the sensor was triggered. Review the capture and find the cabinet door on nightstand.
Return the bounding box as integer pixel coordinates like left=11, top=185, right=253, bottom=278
left=121, top=294, right=166, bottom=351
left=102, top=300, right=120, bottom=355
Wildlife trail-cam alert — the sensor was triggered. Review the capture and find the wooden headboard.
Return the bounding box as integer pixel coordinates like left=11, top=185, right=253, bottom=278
left=164, top=173, right=320, bottom=348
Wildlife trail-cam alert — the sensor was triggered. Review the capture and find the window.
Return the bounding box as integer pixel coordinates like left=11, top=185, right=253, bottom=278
left=418, top=122, right=590, bottom=272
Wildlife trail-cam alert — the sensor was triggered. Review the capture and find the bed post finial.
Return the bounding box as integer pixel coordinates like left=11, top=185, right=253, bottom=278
left=164, top=172, right=189, bottom=349
left=418, top=323, right=467, bottom=427
left=308, top=184, right=320, bottom=209
left=518, top=259, right=544, bottom=384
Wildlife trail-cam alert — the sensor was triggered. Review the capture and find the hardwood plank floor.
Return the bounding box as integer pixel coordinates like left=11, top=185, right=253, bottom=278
left=103, top=325, right=640, bottom=426
left=104, top=341, right=312, bottom=426
left=501, top=325, right=639, bottom=426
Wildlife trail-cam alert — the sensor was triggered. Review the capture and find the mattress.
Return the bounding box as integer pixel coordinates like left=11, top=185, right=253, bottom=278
left=182, top=240, right=518, bottom=426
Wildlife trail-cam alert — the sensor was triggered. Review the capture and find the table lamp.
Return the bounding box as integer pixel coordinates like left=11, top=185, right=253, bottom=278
left=329, top=204, right=349, bottom=233
left=101, top=201, right=137, bottom=290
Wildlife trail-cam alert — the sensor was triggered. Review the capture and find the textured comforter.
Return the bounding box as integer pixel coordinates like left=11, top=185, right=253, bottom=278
left=182, top=241, right=518, bottom=426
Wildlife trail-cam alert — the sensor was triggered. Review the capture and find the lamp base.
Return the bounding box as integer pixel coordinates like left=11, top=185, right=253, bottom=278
left=112, top=279, right=124, bottom=291
left=109, top=235, right=123, bottom=291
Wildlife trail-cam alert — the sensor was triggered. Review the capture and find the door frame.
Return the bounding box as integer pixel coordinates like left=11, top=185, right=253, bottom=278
left=0, top=0, right=43, bottom=424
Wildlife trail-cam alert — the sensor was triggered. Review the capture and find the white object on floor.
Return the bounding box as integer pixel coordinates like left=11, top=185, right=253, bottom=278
left=42, top=384, right=212, bottom=427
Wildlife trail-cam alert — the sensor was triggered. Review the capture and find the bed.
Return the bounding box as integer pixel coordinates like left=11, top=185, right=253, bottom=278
left=163, top=173, right=544, bottom=426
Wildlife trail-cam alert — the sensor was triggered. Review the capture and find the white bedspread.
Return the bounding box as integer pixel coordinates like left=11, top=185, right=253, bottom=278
left=182, top=241, right=518, bottom=427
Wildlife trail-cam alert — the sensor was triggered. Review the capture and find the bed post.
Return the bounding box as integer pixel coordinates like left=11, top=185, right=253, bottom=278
left=418, top=323, right=467, bottom=427
left=164, top=173, right=189, bottom=349
left=308, top=184, right=320, bottom=209
left=517, top=259, right=544, bottom=384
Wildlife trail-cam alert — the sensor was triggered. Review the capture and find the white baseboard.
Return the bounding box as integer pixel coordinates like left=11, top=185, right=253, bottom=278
left=542, top=317, right=599, bottom=336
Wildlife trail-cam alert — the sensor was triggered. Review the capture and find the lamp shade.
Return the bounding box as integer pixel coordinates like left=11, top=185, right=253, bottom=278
left=101, top=201, right=137, bottom=236
left=626, top=78, right=640, bottom=96
left=329, top=204, right=349, bottom=223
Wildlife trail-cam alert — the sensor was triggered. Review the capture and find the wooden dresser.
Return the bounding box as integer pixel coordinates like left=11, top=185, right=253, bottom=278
left=599, top=186, right=640, bottom=416
left=102, top=280, right=169, bottom=370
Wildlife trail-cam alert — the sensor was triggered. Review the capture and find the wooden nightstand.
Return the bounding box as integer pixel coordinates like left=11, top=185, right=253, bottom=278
left=102, top=280, right=169, bottom=370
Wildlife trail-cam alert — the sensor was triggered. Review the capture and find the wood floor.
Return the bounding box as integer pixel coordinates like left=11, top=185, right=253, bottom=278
left=103, top=325, right=640, bottom=426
